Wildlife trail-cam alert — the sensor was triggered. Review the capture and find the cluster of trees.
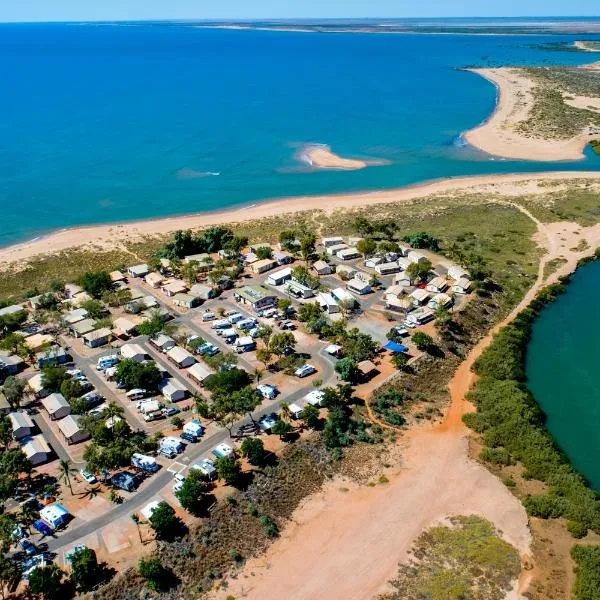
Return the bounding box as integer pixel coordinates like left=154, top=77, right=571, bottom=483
left=278, top=228, right=317, bottom=262
left=78, top=271, right=113, bottom=299
left=464, top=283, right=600, bottom=537
left=570, top=544, right=600, bottom=600
left=114, top=359, right=162, bottom=392
left=371, top=389, right=405, bottom=426
left=156, top=227, right=248, bottom=260
left=291, top=265, right=319, bottom=289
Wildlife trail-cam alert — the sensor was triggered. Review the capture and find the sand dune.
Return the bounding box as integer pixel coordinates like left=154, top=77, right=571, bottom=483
left=300, top=145, right=389, bottom=170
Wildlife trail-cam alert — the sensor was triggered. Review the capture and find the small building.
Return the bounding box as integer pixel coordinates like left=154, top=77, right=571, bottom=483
left=249, top=242, right=272, bottom=254
left=28, top=373, right=47, bottom=398
left=365, top=256, right=384, bottom=268
left=385, top=296, right=412, bottom=313
left=393, top=272, right=412, bottom=287
left=288, top=397, right=309, bottom=420
left=408, top=251, right=428, bottom=265
left=127, top=264, right=149, bottom=278
left=150, top=334, right=176, bottom=353
left=251, top=258, right=278, bottom=275
left=166, top=346, right=196, bottom=369
left=183, top=253, right=213, bottom=267
left=0, top=393, right=9, bottom=414
left=428, top=293, right=453, bottom=311
left=286, top=281, right=314, bottom=299
left=448, top=265, right=468, bottom=281
left=41, top=393, right=71, bottom=421
left=267, top=267, right=293, bottom=286
left=25, top=333, right=54, bottom=352
left=335, top=264, right=357, bottom=280
left=62, top=308, right=89, bottom=326
left=325, top=344, right=343, bottom=357
left=22, top=435, right=52, bottom=466
left=397, top=257, right=412, bottom=271
left=357, top=360, right=378, bottom=381
left=406, top=307, right=435, bottom=326
left=39, top=503, right=70, bottom=529
left=218, top=248, right=239, bottom=260
left=409, top=288, right=431, bottom=306
left=9, top=412, right=34, bottom=440
left=243, top=252, right=259, bottom=265
left=346, top=278, right=372, bottom=295
left=235, top=286, right=276, bottom=311
left=425, top=277, right=449, bottom=294
left=273, top=250, right=293, bottom=265
left=375, top=262, right=401, bottom=276
left=186, top=363, right=213, bottom=386
left=172, top=293, right=200, bottom=309
left=64, top=284, right=83, bottom=299
left=162, top=280, right=188, bottom=297
left=58, top=415, right=89, bottom=445
left=337, top=247, right=360, bottom=261
left=326, top=243, right=348, bottom=256
left=120, top=343, right=146, bottom=363
left=36, top=346, right=68, bottom=369
left=110, top=270, right=126, bottom=283
left=0, top=353, right=24, bottom=377
left=385, top=284, right=408, bottom=298
left=69, top=318, right=97, bottom=338
left=316, top=292, right=340, bottom=314
left=159, top=378, right=188, bottom=402
left=313, top=260, right=332, bottom=276
left=321, top=236, right=344, bottom=248
left=83, top=327, right=112, bottom=348
left=452, top=278, right=472, bottom=295
left=331, top=288, right=357, bottom=307
left=113, top=317, right=137, bottom=337
left=0, top=304, right=24, bottom=317
left=145, top=272, right=164, bottom=288
left=189, top=283, right=216, bottom=300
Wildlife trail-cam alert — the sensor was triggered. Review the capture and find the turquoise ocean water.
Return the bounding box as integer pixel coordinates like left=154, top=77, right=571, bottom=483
left=526, top=261, right=600, bottom=490
left=1, top=22, right=600, bottom=246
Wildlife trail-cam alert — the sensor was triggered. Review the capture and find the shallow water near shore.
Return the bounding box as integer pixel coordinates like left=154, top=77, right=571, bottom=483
left=1, top=22, right=600, bottom=247
left=526, top=260, right=600, bottom=490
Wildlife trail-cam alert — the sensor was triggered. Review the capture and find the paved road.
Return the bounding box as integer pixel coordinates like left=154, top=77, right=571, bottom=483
left=45, top=346, right=336, bottom=554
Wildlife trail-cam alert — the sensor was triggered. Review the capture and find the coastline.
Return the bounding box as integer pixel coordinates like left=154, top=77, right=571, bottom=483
left=464, top=67, right=593, bottom=161
left=3, top=170, right=600, bottom=267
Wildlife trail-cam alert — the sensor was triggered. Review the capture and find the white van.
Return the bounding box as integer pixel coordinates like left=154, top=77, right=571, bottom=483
left=96, top=354, right=119, bottom=371
left=126, top=389, right=147, bottom=401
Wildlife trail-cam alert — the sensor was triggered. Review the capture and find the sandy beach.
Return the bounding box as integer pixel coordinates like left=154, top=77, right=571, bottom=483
left=464, top=67, right=593, bottom=161
left=3, top=171, right=600, bottom=268
left=3, top=171, right=600, bottom=266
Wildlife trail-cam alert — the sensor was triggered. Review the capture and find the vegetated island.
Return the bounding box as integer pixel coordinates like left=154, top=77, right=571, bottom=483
left=298, top=144, right=390, bottom=170
left=464, top=60, right=600, bottom=161
left=574, top=40, right=600, bottom=52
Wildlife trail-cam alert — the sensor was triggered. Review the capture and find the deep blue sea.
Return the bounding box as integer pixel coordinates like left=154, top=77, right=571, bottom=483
left=1, top=22, right=600, bottom=246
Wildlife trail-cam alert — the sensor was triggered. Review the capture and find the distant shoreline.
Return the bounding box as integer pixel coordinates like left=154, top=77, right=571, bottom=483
left=3, top=171, right=600, bottom=267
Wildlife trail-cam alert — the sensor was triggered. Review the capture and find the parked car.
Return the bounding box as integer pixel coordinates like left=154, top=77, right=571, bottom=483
left=202, top=311, right=215, bottom=321
left=80, top=469, right=96, bottom=484
left=279, top=320, right=296, bottom=330
left=19, top=538, right=37, bottom=557
left=172, top=473, right=185, bottom=493
left=163, top=406, right=180, bottom=417
left=258, top=413, right=278, bottom=433
left=180, top=431, right=198, bottom=444
left=295, top=364, right=317, bottom=378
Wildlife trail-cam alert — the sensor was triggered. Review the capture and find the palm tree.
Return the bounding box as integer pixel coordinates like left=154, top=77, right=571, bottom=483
left=279, top=402, right=291, bottom=423
left=253, top=368, right=264, bottom=385
left=58, top=459, right=77, bottom=496
left=131, top=513, right=143, bottom=543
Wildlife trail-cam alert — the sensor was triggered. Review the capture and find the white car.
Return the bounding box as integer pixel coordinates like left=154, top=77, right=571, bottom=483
left=202, top=311, right=215, bottom=321
left=295, top=364, right=317, bottom=378
left=80, top=469, right=96, bottom=484
left=173, top=472, right=186, bottom=493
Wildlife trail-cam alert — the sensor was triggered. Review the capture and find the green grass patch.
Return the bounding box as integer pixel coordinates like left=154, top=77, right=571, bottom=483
left=571, top=545, right=600, bottom=600
left=383, top=516, right=521, bottom=600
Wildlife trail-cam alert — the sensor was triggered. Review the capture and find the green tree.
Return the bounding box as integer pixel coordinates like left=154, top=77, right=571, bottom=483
left=114, top=359, right=161, bottom=392
left=137, top=315, right=164, bottom=336
left=77, top=271, right=113, bottom=298
left=58, top=459, right=77, bottom=495
left=240, top=437, right=265, bottom=466
left=138, top=557, right=165, bottom=591
left=298, top=302, right=322, bottom=323
left=255, top=246, right=273, bottom=260
left=353, top=216, right=374, bottom=237
left=356, top=238, right=377, bottom=258
left=175, top=470, right=209, bottom=515
left=171, top=416, right=184, bottom=429
left=203, top=367, right=250, bottom=396
left=28, top=564, right=65, bottom=599
left=291, top=265, right=319, bottom=288
left=0, top=553, right=19, bottom=600
left=215, top=457, right=242, bottom=487
left=299, top=232, right=317, bottom=263
left=255, top=347, right=273, bottom=369
left=269, top=332, right=296, bottom=358
left=299, top=404, right=320, bottom=429
left=411, top=332, right=434, bottom=352
left=276, top=298, right=292, bottom=312
left=392, top=353, right=409, bottom=371
left=69, top=547, right=102, bottom=592
left=40, top=367, right=69, bottom=393
left=148, top=502, right=181, bottom=540
left=335, top=358, right=358, bottom=382
left=406, top=259, right=432, bottom=282
left=0, top=417, right=12, bottom=451
left=59, top=378, right=82, bottom=401
left=271, top=419, right=292, bottom=440
left=402, top=232, right=440, bottom=251
left=278, top=229, right=297, bottom=250
left=1, top=376, right=27, bottom=409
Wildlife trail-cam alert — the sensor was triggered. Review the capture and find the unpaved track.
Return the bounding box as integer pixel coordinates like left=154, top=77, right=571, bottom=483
left=212, top=203, right=566, bottom=600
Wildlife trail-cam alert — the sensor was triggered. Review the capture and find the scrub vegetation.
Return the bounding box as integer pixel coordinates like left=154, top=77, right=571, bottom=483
left=380, top=516, right=521, bottom=600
